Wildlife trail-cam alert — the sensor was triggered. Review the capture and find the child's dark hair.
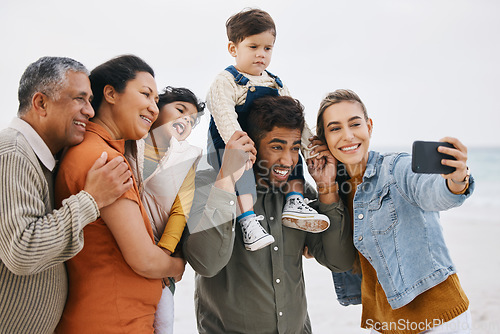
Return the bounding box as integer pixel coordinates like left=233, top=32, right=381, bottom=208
left=226, top=8, right=276, bottom=44
left=247, top=95, right=304, bottom=147
left=158, top=86, right=205, bottom=125
left=90, top=54, right=154, bottom=114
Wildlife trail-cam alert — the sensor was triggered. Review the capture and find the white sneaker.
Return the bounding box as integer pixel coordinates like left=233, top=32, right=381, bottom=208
left=282, top=196, right=330, bottom=233
left=239, top=215, right=275, bottom=251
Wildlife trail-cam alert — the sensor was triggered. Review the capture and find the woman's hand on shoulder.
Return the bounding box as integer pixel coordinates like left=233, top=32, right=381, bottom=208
left=438, top=137, right=469, bottom=193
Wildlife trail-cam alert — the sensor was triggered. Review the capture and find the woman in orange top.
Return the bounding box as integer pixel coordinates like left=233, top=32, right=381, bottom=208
left=55, top=55, right=186, bottom=333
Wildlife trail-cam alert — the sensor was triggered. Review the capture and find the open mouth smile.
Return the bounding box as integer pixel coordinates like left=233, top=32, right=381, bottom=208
left=140, top=115, right=153, bottom=124
left=73, top=120, right=87, bottom=128
left=172, top=121, right=186, bottom=136
left=272, top=166, right=291, bottom=180
left=339, top=144, right=361, bottom=152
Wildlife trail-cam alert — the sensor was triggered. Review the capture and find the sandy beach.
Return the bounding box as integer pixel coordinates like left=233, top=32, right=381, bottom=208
left=172, top=179, right=500, bottom=333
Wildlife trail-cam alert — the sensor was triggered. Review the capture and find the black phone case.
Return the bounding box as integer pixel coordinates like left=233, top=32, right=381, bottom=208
left=411, top=141, right=456, bottom=174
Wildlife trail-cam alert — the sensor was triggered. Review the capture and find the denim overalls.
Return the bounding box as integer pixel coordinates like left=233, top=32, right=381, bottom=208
left=207, top=65, right=303, bottom=196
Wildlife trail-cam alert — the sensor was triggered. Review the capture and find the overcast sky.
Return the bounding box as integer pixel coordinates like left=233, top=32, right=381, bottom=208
left=1, top=0, right=499, bottom=150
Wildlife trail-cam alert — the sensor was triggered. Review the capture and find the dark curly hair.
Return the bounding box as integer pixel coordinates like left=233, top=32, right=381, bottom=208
left=246, top=95, right=304, bottom=147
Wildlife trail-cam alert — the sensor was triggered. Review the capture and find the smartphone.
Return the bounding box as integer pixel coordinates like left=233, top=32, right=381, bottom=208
left=411, top=141, right=456, bottom=174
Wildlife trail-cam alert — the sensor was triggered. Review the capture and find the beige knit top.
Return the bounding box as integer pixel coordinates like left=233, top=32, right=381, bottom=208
left=206, top=68, right=316, bottom=159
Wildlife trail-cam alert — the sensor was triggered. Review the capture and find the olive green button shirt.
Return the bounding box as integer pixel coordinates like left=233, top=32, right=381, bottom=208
left=183, top=169, right=356, bottom=334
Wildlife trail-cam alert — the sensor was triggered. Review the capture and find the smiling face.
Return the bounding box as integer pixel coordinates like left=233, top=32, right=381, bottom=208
left=110, top=71, right=159, bottom=140
left=322, top=101, right=373, bottom=176
left=43, top=71, right=94, bottom=154
left=255, top=126, right=301, bottom=187
left=150, top=101, right=198, bottom=143
left=229, top=30, right=275, bottom=76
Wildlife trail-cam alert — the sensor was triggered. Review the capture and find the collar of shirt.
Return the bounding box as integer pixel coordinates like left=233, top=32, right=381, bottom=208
left=9, top=117, right=56, bottom=171
left=86, top=121, right=126, bottom=154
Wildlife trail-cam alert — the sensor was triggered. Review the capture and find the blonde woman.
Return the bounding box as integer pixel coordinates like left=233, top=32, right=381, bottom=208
left=312, top=89, right=473, bottom=334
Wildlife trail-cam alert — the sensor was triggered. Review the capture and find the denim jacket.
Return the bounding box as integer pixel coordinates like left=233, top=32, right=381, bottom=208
left=332, top=151, right=474, bottom=309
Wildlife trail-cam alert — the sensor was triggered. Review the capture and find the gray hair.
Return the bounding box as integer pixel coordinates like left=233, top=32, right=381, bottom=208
left=17, top=56, right=89, bottom=116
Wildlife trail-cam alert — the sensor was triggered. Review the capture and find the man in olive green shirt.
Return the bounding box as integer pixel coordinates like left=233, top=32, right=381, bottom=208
left=183, top=96, right=356, bottom=333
